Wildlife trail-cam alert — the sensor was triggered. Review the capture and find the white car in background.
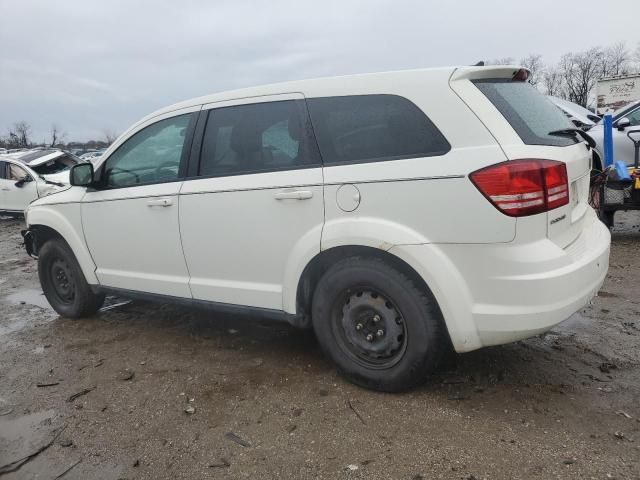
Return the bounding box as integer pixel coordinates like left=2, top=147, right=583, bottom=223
left=587, top=101, right=640, bottom=169
left=548, top=96, right=601, bottom=130
left=79, top=150, right=105, bottom=162
left=0, top=149, right=77, bottom=214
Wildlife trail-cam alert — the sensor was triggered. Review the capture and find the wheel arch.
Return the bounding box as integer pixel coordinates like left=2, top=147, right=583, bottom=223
left=26, top=206, right=98, bottom=284
left=293, top=245, right=452, bottom=346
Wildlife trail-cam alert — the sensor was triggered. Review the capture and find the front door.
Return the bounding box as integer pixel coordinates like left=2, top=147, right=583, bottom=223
left=81, top=109, right=198, bottom=297
left=615, top=106, right=640, bottom=166
left=1, top=161, right=38, bottom=212
left=179, top=95, right=324, bottom=310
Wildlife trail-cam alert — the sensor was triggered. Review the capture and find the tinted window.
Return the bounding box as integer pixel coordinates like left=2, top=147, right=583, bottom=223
left=306, top=95, right=450, bottom=165
left=473, top=79, right=577, bottom=147
left=104, top=114, right=192, bottom=188
left=199, top=100, right=320, bottom=177
left=0, top=161, right=5, bottom=179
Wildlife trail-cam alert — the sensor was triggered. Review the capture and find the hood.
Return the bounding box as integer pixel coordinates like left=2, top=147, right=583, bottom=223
left=547, top=96, right=598, bottom=128
left=41, top=170, right=70, bottom=184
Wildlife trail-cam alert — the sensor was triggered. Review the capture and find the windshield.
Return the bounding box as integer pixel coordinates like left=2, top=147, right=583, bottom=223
left=611, top=101, right=640, bottom=122
left=474, top=79, right=578, bottom=147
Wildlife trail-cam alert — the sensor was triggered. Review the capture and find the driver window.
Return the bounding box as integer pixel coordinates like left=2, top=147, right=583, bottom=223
left=104, top=113, right=192, bottom=188
left=7, top=163, right=30, bottom=181
left=626, top=108, right=640, bottom=126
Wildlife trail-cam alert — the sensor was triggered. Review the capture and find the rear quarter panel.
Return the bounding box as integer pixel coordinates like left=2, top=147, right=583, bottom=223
left=318, top=68, right=516, bottom=248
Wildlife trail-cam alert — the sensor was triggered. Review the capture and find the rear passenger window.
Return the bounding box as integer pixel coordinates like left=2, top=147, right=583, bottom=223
left=306, top=95, right=450, bottom=165
left=199, top=100, right=320, bottom=177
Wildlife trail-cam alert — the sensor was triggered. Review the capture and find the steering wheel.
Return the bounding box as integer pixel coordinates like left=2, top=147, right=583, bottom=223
left=155, top=161, right=179, bottom=181
left=108, top=167, right=140, bottom=186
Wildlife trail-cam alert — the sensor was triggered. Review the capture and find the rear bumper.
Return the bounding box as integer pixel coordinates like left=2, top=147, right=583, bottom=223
left=390, top=209, right=611, bottom=352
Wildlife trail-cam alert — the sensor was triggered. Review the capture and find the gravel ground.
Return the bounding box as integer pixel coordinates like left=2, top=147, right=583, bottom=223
left=1, top=213, right=639, bottom=480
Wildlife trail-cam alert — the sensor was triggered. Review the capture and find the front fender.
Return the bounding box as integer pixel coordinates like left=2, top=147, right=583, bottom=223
left=26, top=204, right=98, bottom=284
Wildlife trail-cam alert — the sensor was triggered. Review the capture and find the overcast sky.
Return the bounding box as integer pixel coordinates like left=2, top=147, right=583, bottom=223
left=1, top=0, right=639, bottom=142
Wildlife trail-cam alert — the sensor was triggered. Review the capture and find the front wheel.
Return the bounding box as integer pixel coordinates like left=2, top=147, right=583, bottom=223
left=38, top=238, right=105, bottom=318
left=312, top=256, right=446, bottom=392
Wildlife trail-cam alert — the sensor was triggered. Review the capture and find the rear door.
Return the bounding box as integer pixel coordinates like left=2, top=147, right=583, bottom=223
left=178, top=94, right=324, bottom=310
left=450, top=67, right=592, bottom=248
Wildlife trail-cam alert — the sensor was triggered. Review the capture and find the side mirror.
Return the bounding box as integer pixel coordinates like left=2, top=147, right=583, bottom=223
left=616, top=117, right=631, bottom=130
left=69, top=162, right=94, bottom=187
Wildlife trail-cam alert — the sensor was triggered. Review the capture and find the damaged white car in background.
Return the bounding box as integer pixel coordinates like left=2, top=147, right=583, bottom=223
left=0, top=149, right=78, bottom=214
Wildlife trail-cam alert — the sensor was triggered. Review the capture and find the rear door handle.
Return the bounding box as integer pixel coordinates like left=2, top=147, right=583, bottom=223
left=274, top=190, right=313, bottom=200
left=147, top=198, right=173, bottom=207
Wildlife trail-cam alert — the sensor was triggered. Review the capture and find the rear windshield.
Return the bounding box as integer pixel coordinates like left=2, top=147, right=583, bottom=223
left=473, top=79, right=578, bottom=147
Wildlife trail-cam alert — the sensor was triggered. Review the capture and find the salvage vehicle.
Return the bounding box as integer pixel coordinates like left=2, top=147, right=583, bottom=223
left=0, top=150, right=76, bottom=214
left=548, top=96, right=600, bottom=130
left=589, top=101, right=640, bottom=170
left=22, top=66, right=611, bottom=391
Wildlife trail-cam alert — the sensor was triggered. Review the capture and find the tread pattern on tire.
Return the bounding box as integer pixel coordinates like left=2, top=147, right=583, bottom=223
left=311, top=255, right=446, bottom=392
left=38, top=238, right=104, bottom=318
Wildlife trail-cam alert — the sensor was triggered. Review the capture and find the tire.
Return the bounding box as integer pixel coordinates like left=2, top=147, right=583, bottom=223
left=601, top=210, right=615, bottom=229
left=38, top=238, right=105, bottom=318
left=311, top=256, right=446, bottom=392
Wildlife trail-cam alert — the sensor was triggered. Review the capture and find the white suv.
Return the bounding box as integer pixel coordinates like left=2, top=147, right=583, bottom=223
left=23, top=66, right=611, bottom=391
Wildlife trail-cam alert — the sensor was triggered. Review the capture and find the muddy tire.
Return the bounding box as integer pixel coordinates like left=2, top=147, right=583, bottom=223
left=600, top=209, right=615, bottom=229
left=311, top=256, right=446, bottom=392
left=38, top=238, right=104, bottom=318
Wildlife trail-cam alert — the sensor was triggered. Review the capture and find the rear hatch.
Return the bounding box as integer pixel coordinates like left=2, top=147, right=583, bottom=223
left=450, top=66, right=592, bottom=248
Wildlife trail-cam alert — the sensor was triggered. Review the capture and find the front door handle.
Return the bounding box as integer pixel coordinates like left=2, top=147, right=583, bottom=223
left=274, top=190, right=313, bottom=200
left=147, top=198, right=173, bottom=207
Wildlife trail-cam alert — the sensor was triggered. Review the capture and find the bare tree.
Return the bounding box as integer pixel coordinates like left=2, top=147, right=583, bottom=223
left=102, top=128, right=118, bottom=145
left=557, top=48, right=603, bottom=107
left=7, top=121, right=32, bottom=148
left=633, top=42, right=640, bottom=72
left=601, top=42, right=630, bottom=77
left=49, top=124, right=66, bottom=147
left=543, top=68, right=565, bottom=98
left=520, top=53, right=544, bottom=86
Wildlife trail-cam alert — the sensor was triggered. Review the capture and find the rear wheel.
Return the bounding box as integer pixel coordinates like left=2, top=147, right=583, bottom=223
left=312, top=256, right=446, bottom=392
left=38, top=238, right=105, bottom=318
left=600, top=209, right=615, bottom=229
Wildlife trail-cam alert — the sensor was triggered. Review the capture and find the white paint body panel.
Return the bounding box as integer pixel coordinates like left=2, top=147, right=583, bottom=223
left=24, top=66, right=611, bottom=353
left=0, top=159, right=68, bottom=213
left=81, top=181, right=190, bottom=297
left=180, top=168, right=324, bottom=309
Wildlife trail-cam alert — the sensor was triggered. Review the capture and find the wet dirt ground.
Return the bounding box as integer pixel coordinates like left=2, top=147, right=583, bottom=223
left=1, top=214, right=639, bottom=480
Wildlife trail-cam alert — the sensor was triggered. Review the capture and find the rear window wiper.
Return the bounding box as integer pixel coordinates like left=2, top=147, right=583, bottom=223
left=548, top=128, right=596, bottom=148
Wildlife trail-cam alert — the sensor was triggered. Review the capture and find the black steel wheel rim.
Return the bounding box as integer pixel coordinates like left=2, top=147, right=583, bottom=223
left=50, top=257, right=75, bottom=304
left=331, top=287, right=407, bottom=369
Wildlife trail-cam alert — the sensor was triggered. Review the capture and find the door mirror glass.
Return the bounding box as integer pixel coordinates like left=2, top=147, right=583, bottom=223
left=616, top=117, right=631, bottom=130
left=14, top=175, right=32, bottom=188
left=70, top=162, right=94, bottom=187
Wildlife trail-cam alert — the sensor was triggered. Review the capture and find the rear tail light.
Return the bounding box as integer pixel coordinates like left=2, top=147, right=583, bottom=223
left=470, top=159, right=569, bottom=217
